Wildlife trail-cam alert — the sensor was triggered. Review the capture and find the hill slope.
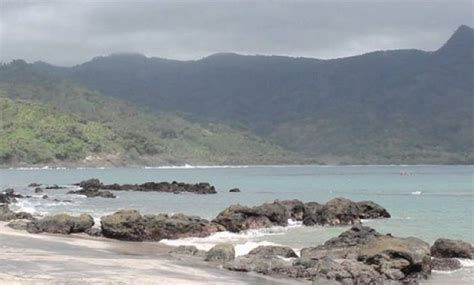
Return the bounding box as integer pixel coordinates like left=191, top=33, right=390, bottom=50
left=33, top=25, right=474, bottom=164
left=0, top=61, right=297, bottom=166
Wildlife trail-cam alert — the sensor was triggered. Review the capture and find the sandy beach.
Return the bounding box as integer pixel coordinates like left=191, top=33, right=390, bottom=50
left=0, top=222, right=302, bottom=285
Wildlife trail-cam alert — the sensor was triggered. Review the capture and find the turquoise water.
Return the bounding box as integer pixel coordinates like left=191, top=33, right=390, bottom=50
left=1, top=165, right=473, bottom=283
left=1, top=165, right=473, bottom=244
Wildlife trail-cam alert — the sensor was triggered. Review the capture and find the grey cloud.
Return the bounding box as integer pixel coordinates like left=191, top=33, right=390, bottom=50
left=1, top=0, right=472, bottom=66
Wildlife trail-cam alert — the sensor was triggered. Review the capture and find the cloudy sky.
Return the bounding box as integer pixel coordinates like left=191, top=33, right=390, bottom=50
left=1, top=0, right=472, bottom=66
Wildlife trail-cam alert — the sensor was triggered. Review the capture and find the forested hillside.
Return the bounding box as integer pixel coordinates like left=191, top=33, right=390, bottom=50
left=0, top=61, right=296, bottom=166
left=32, top=25, right=474, bottom=164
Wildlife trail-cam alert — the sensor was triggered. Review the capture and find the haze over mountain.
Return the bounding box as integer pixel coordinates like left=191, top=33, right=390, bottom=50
left=28, top=25, right=474, bottom=164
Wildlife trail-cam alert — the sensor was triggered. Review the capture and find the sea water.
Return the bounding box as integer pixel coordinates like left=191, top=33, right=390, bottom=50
left=1, top=165, right=473, bottom=283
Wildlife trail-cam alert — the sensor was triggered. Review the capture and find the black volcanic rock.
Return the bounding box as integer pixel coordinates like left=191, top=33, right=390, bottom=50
left=431, top=238, right=473, bottom=259
left=67, top=189, right=116, bottom=198
left=100, top=209, right=224, bottom=242
left=74, top=179, right=217, bottom=194
left=27, top=213, right=94, bottom=234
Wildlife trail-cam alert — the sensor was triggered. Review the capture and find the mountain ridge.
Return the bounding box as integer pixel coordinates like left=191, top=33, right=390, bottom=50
left=10, top=25, right=474, bottom=164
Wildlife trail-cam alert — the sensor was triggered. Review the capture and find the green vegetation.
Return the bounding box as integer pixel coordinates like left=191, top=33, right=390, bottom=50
left=2, top=26, right=472, bottom=165
left=32, top=25, right=472, bottom=164
left=0, top=97, right=120, bottom=163
left=0, top=61, right=297, bottom=166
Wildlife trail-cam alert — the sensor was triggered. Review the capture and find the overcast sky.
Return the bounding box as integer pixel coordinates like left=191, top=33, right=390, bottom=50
left=1, top=0, right=472, bottom=66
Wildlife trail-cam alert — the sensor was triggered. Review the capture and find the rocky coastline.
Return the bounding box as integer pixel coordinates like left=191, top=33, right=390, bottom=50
left=1, top=184, right=473, bottom=285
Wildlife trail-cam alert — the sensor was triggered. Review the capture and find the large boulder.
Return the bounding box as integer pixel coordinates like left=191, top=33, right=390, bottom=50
left=26, top=213, right=94, bottom=234
left=276, top=199, right=305, bottom=221
left=303, top=198, right=361, bottom=226
left=431, top=238, right=473, bottom=259
left=303, top=202, right=322, bottom=216
left=303, top=199, right=390, bottom=226
left=430, top=258, right=462, bottom=271
left=301, top=226, right=381, bottom=260
left=223, top=226, right=433, bottom=284
left=307, top=257, right=384, bottom=285
left=205, top=243, right=235, bottom=263
left=358, top=236, right=431, bottom=280
left=74, top=178, right=103, bottom=190
left=356, top=201, right=391, bottom=219
left=143, top=213, right=224, bottom=240
left=213, top=201, right=289, bottom=232
left=224, top=254, right=308, bottom=278
left=248, top=245, right=298, bottom=258
left=300, top=226, right=431, bottom=283
left=101, top=209, right=146, bottom=241
left=101, top=210, right=224, bottom=241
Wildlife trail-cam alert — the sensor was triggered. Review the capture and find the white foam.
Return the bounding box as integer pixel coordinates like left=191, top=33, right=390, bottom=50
left=160, top=223, right=302, bottom=256
left=234, top=241, right=280, bottom=256
left=459, top=259, right=474, bottom=267
left=411, top=191, right=423, bottom=195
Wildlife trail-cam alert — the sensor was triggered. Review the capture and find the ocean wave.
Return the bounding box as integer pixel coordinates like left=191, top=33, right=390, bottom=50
left=160, top=219, right=303, bottom=256
left=459, top=259, right=474, bottom=267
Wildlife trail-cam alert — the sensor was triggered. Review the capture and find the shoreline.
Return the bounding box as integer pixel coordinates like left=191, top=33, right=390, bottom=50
left=1, top=222, right=472, bottom=285
left=2, top=164, right=473, bottom=171
left=0, top=222, right=301, bottom=285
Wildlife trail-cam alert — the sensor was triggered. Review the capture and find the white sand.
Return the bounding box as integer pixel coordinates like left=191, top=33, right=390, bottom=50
left=0, top=222, right=299, bottom=285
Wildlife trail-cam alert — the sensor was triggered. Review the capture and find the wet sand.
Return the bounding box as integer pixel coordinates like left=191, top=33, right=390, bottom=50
left=0, top=222, right=303, bottom=285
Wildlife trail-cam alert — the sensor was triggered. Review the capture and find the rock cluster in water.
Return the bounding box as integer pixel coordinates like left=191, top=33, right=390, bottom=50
left=2, top=184, right=472, bottom=285
left=212, top=198, right=390, bottom=232
left=225, top=226, right=432, bottom=284
left=74, top=178, right=217, bottom=194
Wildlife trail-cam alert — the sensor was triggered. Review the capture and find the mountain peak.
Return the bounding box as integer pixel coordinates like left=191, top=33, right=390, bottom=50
left=436, top=25, right=473, bottom=57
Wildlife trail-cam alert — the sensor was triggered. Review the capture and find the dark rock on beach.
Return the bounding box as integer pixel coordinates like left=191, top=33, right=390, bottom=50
left=431, top=238, right=473, bottom=259
left=100, top=210, right=144, bottom=241
left=34, top=187, right=44, bottom=193
left=205, top=243, right=235, bottom=263
left=212, top=201, right=288, bottom=232
left=84, top=227, right=103, bottom=237
left=227, top=226, right=431, bottom=284
left=26, top=213, right=94, bottom=234
left=430, top=258, right=462, bottom=271
left=303, top=198, right=390, bottom=226
left=278, top=199, right=306, bottom=221
left=7, top=219, right=30, bottom=231
left=248, top=245, right=298, bottom=258
left=0, top=204, right=34, bottom=221
left=67, top=189, right=116, bottom=198
left=303, top=197, right=361, bottom=226
left=356, top=201, right=391, bottom=219
left=100, top=209, right=224, bottom=241
left=75, top=178, right=217, bottom=194
left=225, top=254, right=309, bottom=278
left=229, top=188, right=241, bottom=192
